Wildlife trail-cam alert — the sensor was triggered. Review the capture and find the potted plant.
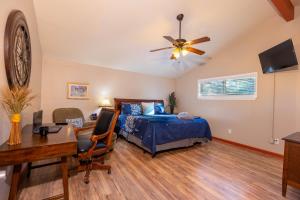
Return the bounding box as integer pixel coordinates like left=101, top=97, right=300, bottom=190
left=168, top=92, right=176, bottom=114
left=0, top=87, right=35, bottom=145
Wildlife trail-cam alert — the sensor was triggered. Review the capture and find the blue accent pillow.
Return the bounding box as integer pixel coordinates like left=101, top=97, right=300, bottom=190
left=155, top=103, right=165, bottom=114
left=121, top=103, right=142, bottom=115
left=121, top=103, right=132, bottom=115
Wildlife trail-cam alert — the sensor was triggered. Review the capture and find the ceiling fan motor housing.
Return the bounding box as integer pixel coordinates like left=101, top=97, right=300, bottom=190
left=177, top=14, right=184, bottom=21
left=176, top=38, right=187, bottom=43
left=175, top=39, right=187, bottom=48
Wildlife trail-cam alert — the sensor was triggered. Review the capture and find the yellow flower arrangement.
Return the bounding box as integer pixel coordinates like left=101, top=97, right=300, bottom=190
left=0, top=87, right=35, bottom=145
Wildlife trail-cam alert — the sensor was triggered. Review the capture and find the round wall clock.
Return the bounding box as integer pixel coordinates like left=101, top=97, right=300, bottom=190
left=4, top=10, right=31, bottom=89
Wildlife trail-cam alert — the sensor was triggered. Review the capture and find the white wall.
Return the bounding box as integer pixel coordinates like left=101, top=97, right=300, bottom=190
left=0, top=0, right=42, bottom=199
left=176, top=7, right=300, bottom=154
left=41, top=57, right=175, bottom=122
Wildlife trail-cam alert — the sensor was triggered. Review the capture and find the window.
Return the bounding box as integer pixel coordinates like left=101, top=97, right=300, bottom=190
left=198, top=72, right=257, bottom=100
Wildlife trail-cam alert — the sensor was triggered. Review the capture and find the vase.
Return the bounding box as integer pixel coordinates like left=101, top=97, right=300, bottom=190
left=7, top=113, right=22, bottom=145
left=170, top=105, right=175, bottom=114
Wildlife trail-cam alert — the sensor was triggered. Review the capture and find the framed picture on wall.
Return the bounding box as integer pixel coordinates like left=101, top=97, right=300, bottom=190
left=67, top=82, right=89, bottom=99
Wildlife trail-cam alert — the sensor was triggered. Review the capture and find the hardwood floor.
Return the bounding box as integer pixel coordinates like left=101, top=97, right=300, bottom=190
left=18, top=139, right=300, bottom=200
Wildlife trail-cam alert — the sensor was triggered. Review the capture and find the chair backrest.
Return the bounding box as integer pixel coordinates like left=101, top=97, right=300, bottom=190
left=93, top=108, right=119, bottom=147
left=52, top=108, right=85, bottom=124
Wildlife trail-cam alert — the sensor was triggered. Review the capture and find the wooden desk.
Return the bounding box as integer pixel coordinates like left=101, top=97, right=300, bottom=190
left=282, top=132, right=300, bottom=197
left=0, top=125, right=77, bottom=200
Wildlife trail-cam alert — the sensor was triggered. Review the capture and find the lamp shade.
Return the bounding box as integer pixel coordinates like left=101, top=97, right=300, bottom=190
left=99, top=98, right=112, bottom=107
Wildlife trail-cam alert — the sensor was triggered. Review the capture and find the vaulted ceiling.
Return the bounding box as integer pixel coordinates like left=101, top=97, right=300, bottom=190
left=33, top=0, right=277, bottom=78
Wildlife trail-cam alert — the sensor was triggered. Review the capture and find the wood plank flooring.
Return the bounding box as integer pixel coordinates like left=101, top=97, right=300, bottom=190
left=18, top=139, right=300, bottom=200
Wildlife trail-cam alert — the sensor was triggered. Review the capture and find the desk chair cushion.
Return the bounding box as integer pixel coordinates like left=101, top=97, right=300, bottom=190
left=77, top=139, right=106, bottom=153
left=93, top=110, right=114, bottom=135
left=77, top=109, right=114, bottom=153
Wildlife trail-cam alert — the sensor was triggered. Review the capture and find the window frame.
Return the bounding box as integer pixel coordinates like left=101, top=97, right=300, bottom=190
left=197, top=72, right=257, bottom=100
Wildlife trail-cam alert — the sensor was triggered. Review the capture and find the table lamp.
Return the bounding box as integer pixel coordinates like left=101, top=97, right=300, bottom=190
left=99, top=98, right=113, bottom=108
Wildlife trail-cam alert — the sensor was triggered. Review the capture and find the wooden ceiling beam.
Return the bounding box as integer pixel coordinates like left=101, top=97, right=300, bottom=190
left=270, top=0, right=295, bottom=21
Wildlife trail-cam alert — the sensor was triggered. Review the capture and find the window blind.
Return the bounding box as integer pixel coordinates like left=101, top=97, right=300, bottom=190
left=198, top=73, right=257, bottom=100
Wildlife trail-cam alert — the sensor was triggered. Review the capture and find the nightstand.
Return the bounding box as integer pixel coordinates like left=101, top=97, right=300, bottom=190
left=282, top=133, right=300, bottom=197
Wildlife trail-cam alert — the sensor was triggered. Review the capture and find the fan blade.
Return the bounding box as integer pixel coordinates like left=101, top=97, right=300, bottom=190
left=163, top=36, right=178, bottom=45
left=150, top=47, right=173, bottom=52
left=186, top=47, right=205, bottom=55
left=186, top=37, right=210, bottom=45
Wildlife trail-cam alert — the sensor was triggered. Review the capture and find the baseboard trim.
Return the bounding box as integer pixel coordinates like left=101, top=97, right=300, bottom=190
left=212, top=136, right=283, bottom=159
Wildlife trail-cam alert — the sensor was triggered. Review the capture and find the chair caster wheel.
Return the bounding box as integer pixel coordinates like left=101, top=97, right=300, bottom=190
left=108, top=169, right=111, bottom=174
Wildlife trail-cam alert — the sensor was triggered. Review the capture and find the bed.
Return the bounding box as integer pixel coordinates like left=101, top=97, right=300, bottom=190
left=114, top=98, right=212, bottom=156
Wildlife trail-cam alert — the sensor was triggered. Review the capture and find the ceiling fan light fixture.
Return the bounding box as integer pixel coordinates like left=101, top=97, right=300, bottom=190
left=172, top=48, right=180, bottom=59
left=181, top=48, right=188, bottom=56
left=172, top=48, right=188, bottom=59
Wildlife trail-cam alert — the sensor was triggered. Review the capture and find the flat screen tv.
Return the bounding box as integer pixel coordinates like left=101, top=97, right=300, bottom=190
left=259, top=39, right=298, bottom=74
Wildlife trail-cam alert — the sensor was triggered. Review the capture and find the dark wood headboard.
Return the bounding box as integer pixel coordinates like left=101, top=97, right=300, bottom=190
left=114, top=98, right=164, bottom=111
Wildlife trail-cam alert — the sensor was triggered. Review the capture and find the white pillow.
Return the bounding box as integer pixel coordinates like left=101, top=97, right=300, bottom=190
left=177, top=112, right=194, bottom=120
left=142, top=102, right=155, bottom=115
left=66, top=118, right=83, bottom=128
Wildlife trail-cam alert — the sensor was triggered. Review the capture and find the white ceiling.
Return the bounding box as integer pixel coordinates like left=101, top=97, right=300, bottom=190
left=33, top=0, right=276, bottom=78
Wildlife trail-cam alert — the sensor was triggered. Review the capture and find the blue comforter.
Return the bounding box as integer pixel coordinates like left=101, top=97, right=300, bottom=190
left=118, top=114, right=212, bottom=154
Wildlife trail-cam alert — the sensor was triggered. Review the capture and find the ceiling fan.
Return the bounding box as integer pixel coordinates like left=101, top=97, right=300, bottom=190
left=150, top=14, right=210, bottom=60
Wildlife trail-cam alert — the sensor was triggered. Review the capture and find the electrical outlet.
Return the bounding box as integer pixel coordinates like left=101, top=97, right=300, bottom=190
left=270, top=138, right=280, bottom=145
left=228, top=129, right=232, bottom=134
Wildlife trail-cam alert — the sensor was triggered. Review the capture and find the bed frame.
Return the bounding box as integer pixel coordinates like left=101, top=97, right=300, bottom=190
left=114, top=98, right=164, bottom=111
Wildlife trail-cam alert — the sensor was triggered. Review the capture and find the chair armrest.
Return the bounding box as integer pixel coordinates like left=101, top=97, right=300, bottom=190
left=90, top=132, right=109, bottom=142
left=74, top=125, right=96, bottom=137
left=87, top=132, right=109, bottom=155
left=83, top=121, right=96, bottom=127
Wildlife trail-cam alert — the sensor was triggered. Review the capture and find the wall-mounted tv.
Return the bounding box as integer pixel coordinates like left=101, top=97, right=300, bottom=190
left=259, top=39, right=298, bottom=74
